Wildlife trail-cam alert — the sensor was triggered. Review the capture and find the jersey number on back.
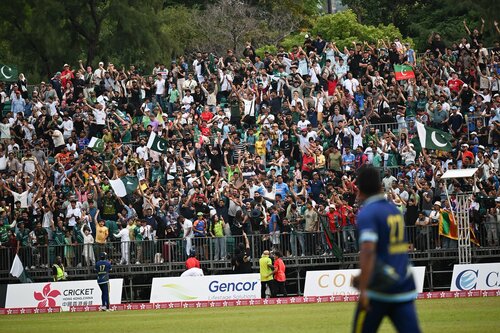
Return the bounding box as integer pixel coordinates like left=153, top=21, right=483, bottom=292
left=387, top=214, right=407, bottom=254
left=99, top=265, right=106, bottom=272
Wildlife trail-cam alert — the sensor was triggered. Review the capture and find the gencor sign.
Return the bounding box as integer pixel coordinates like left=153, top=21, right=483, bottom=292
left=304, top=267, right=426, bottom=296
left=451, top=263, right=500, bottom=291
left=150, top=274, right=261, bottom=302
left=5, top=279, right=123, bottom=308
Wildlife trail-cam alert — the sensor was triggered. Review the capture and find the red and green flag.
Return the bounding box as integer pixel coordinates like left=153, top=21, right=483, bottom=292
left=439, top=209, right=458, bottom=240
left=394, top=64, right=415, bottom=81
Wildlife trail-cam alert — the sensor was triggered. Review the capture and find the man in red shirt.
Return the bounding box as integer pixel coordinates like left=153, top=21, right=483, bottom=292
left=200, top=106, right=214, bottom=122
left=460, top=143, right=475, bottom=168
left=447, top=72, right=464, bottom=93
left=272, top=251, right=287, bottom=297
left=185, top=248, right=200, bottom=270
left=301, top=151, right=316, bottom=176
left=61, top=63, right=74, bottom=88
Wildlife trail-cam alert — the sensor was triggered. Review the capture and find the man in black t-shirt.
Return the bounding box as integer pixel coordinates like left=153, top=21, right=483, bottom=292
left=280, top=132, right=293, bottom=157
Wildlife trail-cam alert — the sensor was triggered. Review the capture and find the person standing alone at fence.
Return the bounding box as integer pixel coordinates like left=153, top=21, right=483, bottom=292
left=96, top=252, right=112, bottom=311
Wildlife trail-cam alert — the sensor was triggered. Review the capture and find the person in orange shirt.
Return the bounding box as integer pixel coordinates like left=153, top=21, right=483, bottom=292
left=272, top=251, right=287, bottom=297
left=460, top=143, right=474, bottom=167
left=185, top=248, right=200, bottom=270
left=55, top=146, right=71, bottom=166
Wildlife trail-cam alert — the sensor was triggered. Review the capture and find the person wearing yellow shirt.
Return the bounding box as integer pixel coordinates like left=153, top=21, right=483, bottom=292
left=259, top=250, right=275, bottom=298
left=255, top=134, right=267, bottom=164
left=95, top=219, right=109, bottom=259
left=315, top=149, right=326, bottom=172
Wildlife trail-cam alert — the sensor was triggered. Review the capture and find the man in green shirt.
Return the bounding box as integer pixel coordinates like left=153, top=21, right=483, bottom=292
left=133, top=220, right=143, bottom=264
left=259, top=250, right=275, bottom=298
left=0, top=216, right=16, bottom=245
left=0, top=217, right=17, bottom=269
left=372, top=149, right=383, bottom=168
left=34, top=222, right=48, bottom=268
left=16, top=221, right=31, bottom=268
left=168, top=82, right=179, bottom=115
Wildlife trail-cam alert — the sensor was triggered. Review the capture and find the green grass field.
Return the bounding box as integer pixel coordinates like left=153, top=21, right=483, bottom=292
left=1, top=297, right=499, bottom=333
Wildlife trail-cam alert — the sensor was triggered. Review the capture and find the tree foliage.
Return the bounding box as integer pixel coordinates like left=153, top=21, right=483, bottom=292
left=0, top=0, right=323, bottom=81
left=341, top=0, right=498, bottom=51
left=257, top=9, right=409, bottom=55
left=0, top=0, right=172, bottom=81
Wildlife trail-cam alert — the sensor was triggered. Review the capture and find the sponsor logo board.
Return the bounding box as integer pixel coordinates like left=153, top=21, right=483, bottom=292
left=304, top=267, right=426, bottom=296
left=150, top=274, right=260, bottom=302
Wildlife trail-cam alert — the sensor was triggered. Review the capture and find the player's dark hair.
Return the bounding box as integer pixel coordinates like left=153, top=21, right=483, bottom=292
left=357, top=165, right=382, bottom=197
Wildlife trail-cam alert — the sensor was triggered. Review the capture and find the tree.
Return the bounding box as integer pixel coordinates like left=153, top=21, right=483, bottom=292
left=0, top=0, right=70, bottom=79
left=341, top=0, right=499, bottom=51
left=0, top=0, right=173, bottom=81
left=268, top=10, right=408, bottom=53
left=193, top=0, right=264, bottom=54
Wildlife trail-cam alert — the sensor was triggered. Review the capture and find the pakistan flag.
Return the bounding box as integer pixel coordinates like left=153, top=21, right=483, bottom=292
left=146, top=131, right=168, bottom=154
left=109, top=176, right=139, bottom=197
left=88, top=137, right=105, bottom=152
left=415, top=122, right=453, bottom=151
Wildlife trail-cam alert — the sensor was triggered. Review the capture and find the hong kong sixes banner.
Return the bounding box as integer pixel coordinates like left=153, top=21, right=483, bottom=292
left=5, top=279, right=123, bottom=308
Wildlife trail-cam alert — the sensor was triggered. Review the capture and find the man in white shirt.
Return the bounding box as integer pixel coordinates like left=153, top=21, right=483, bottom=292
left=51, top=129, right=65, bottom=153
left=154, top=73, right=166, bottom=109
left=181, top=216, right=194, bottom=256
left=182, top=73, right=198, bottom=93
left=93, top=62, right=106, bottom=85
left=60, top=116, right=74, bottom=139
left=89, top=102, right=106, bottom=137
left=382, top=170, right=397, bottom=192
left=66, top=199, right=82, bottom=228
left=342, top=72, right=359, bottom=96
left=193, top=56, right=205, bottom=83
left=297, top=114, right=311, bottom=130
left=181, top=90, right=194, bottom=112
left=0, top=118, right=12, bottom=143
left=136, top=140, right=149, bottom=161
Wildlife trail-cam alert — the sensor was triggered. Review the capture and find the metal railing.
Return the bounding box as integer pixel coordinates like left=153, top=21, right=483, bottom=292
left=1, top=225, right=498, bottom=273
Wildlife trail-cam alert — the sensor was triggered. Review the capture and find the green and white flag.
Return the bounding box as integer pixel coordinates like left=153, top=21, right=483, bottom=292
left=109, top=176, right=139, bottom=197
left=88, top=137, right=105, bottom=152
left=146, top=131, right=168, bottom=154
left=415, top=121, right=453, bottom=151
left=10, top=254, right=33, bottom=283
left=0, top=64, right=18, bottom=82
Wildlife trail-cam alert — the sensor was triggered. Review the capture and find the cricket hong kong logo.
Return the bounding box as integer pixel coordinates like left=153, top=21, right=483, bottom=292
left=34, top=283, right=61, bottom=307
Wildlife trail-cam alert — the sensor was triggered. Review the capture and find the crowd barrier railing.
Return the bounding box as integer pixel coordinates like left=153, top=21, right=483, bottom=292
left=1, top=225, right=498, bottom=274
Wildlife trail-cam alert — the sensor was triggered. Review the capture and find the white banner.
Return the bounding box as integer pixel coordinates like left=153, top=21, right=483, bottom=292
left=451, top=263, right=500, bottom=291
left=137, top=168, right=145, bottom=181
left=5, top=279, right=123, bottom=308
left=150, top=274, right=261, bottom=302
left=304, top=267, right=426, bottom=296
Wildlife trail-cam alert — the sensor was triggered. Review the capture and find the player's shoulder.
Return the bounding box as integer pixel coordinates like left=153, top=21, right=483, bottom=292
left=359, top=196, right=398, bottom=219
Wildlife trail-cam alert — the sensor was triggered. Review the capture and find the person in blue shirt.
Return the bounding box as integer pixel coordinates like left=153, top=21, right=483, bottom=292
left=342, top=147, right=356, bottom=172
left=96, top=252, right=112, bottom=311
left=268, top=206, right=280, bottom=250
left=352, top=166, right=421, bottom=333
left=274, top=175, right=289, bottom=198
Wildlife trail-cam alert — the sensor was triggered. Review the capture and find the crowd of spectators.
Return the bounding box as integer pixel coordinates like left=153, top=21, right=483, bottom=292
left=0, top=19, right=499, bottom=272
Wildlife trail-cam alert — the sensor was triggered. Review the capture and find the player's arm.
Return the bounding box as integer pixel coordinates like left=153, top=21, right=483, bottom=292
left=356, top=241, right=376, bottom=310
left=353, top=208, right=378, bottom=310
